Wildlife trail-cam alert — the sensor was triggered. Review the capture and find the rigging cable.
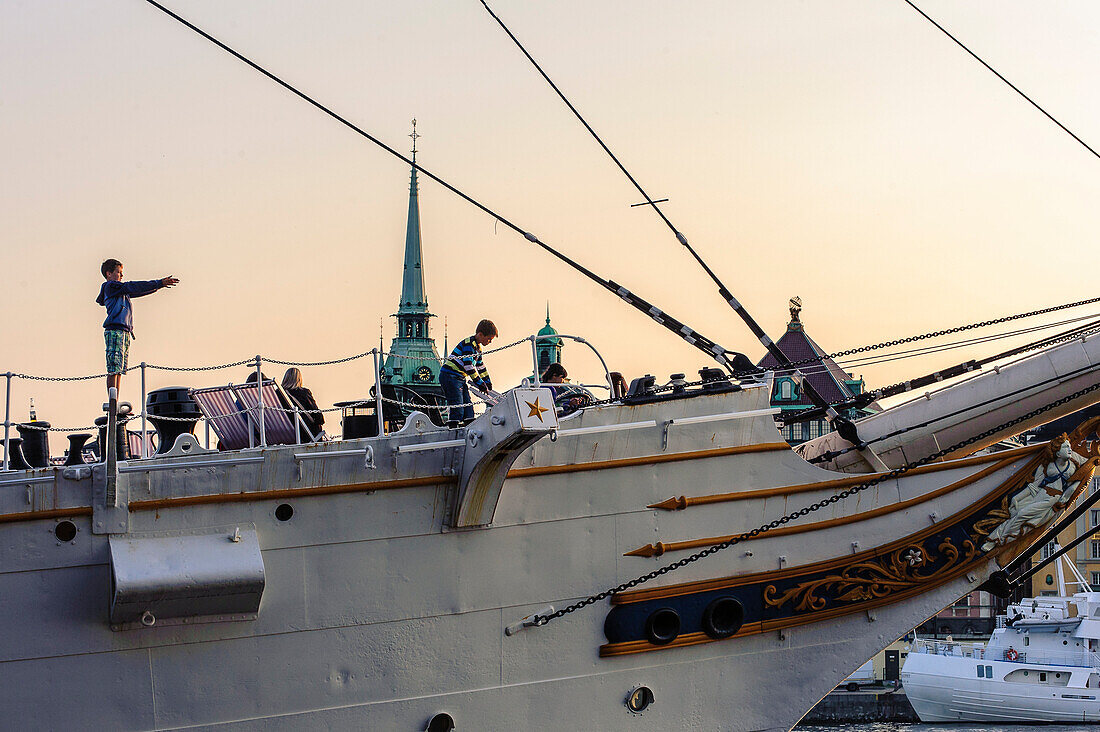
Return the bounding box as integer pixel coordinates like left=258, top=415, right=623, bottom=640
left=477, top=0, right=861, bottom=443
left=902, top=0, right=1100, bottom=162
left=137, top=0, right=747, bottom=376
left=790, top=318, right=1100, bottom=431
left=805, top=359, right=1100, bottom=465
left=533, top=378, right=1100, bottom=626
left=775, top=312, right=1100, bottom=377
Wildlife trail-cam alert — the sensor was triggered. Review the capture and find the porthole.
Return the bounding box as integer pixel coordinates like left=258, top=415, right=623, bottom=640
left=644, top=607, right=681, bottom=645
left=426, top=712, right=455, bottom=732
left=54, top=521, right=77, bottom=543
left=701, top=596, right=744, bottom=640
left=274, top=503, right=294, bottom=522
left=626, top=686, right=655, bottom=713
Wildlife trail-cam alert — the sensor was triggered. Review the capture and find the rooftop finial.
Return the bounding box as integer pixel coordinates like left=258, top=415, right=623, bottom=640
left=546, top=301, right=551, bottom=326
left=409, top=118, right=420, bottom=163
left=789, top=296, right=802, bottom=324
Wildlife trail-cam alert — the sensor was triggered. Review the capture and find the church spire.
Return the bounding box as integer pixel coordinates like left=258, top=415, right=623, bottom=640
left=382, top=119, right=442, bottom=394
left=398, top=119, right=428, bottom=315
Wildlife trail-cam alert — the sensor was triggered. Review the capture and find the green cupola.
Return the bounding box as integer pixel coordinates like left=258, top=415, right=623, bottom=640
left=536, top=303, right=563, bottom=375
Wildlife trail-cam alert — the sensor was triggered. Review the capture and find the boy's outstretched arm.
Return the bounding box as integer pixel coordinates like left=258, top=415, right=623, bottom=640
left=115, top=277, right=178, bottom=298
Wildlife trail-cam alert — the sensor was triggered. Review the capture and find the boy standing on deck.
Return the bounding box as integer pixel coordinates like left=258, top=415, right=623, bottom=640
left=440, top=319, right=497, bottom=424
left=96, top=259, right=179, bottom=397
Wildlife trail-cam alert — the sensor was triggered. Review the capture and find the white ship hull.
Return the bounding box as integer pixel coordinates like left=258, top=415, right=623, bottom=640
left=903, top=652, right=1100, bottom=723
left=2, top=380, right=1092, bottom=730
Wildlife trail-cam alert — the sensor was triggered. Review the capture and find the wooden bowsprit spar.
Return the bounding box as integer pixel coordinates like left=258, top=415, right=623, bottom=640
left=138, top=0, right=754, bottom=378
left=477, top=0, right=863, bottom=445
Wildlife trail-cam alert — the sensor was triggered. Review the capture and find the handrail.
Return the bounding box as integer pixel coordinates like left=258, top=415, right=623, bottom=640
left=913, top=638, right=1100, bottom=669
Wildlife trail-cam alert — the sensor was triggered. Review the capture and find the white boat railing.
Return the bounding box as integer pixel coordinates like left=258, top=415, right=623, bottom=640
left=913, top=639, right=1100, bottom=669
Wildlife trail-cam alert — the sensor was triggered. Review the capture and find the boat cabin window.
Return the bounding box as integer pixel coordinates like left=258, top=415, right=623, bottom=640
left=1040, top=672, right=1048, bottom=682
left=986, top=665, right=992, bottom=677
left=1024, top=636, right=1030, bottom=646
left=977, top=665, right=984, bottom=678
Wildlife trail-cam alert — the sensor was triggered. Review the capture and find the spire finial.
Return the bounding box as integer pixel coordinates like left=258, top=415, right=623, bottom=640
left=409, top=118, right=420, bottom=162
left=546, top=301, right=551, bottom=326
left=789, top=296, right=802, bottom=324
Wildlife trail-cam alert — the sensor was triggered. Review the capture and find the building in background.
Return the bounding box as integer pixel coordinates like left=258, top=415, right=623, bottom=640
left=758, top=297, right=877, bottom=446
left=535, top=305, right=563, bottom=377
left=380, top=121, right=445, bottom=419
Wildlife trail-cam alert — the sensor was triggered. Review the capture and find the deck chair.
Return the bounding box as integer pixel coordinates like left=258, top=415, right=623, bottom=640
left=190, top=384, right=255, bottom=451
left=126, top=430, right=156, bottom=458
left=235, top=380, right=321, bottom=446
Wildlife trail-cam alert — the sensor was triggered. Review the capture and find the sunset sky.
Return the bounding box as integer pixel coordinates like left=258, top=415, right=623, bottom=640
left=2, top=0, right=1099, bottom=451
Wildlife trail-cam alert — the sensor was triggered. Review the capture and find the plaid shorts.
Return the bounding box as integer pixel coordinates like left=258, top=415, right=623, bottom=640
left=104, top=329, right=131, bottom=374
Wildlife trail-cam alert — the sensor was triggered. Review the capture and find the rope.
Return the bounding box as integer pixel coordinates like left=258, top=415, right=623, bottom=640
left=805, top=360, right=1100, bottom=464
left=8, top=298, right=1096, bottom=383
left=902, top=0, right=1100, bottom=162
left=532, top=378, right=1100, bottom=626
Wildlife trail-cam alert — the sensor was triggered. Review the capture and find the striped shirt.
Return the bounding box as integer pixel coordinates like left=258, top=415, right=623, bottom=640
left=442, top=336, right=491, bottom=390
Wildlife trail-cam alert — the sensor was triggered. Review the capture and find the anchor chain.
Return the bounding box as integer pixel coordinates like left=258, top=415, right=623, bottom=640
left=531, top=379, right=1100, bottom=626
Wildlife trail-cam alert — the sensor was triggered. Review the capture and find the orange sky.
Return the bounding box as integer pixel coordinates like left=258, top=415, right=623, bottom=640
left=2, top=1, right=1099, bottom=452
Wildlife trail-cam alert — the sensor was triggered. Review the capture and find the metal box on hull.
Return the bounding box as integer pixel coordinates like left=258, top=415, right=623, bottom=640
left=108, top=524, right=265, bottom=628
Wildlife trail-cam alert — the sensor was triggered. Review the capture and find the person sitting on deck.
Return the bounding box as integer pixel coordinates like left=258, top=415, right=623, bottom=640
left=440, top=319, right=497, bottom=425
left=541, top=362, right=593, bottom=416
left=281, top=367, right=325, bottom=440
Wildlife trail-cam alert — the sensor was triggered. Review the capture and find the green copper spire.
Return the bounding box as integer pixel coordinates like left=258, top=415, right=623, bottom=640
left=399, top=119, right=428, bottom=315
left=383, top=119, right=441, bottom=392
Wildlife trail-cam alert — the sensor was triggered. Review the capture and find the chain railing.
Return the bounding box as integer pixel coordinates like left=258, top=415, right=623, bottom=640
left=1, top=332, right=618, bottom=469
left=4, top=298, right=1098, bottom=470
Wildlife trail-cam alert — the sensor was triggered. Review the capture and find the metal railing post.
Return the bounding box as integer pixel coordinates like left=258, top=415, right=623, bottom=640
left=106, top=386, right=118, bottom=505
left=373, top=349, right=385, bottom=437
left=255, top=355, right=266, bottom=447
left=3, top=372, right=10, bottom=471
left=530, top=336, right=541, bottom=385
left=139, top=362, right=147, bottom=459
left=293, top=404, right=301, bottom=444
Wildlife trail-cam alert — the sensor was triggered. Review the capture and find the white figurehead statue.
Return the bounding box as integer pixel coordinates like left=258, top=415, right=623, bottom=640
left=981, top=437, right=1088, bottom=552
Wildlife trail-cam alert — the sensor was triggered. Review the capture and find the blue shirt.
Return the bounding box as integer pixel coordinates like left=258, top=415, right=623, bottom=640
left=96, top=279, right=163, bottom=334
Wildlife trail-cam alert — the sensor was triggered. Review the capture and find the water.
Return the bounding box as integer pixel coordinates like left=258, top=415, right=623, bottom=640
left=797, top=725, right=1095, bottom=731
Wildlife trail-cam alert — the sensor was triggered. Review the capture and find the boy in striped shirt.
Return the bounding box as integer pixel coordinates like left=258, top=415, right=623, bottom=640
left=440, top=319, right=497, bottom=424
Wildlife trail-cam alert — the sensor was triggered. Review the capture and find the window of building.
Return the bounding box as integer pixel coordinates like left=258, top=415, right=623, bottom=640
left=1092, top=540, right=1100, bottom=560
left=1091, top=572, right=1100, bottom=588
left=1092, top=509, right=1100, bottom=527
left=776, top=378, right=797, bottom=401
left=1042, top=541, right=1058, bottom=560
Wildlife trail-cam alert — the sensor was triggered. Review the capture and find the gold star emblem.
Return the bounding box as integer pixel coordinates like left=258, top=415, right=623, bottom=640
left=525, top=397, right=549, bottom=422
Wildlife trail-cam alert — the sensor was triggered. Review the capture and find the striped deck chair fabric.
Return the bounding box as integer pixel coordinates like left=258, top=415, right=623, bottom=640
left=126, top=430, right=156, bottom=458
left=235, top=381, right=318, bottom=446
left=190, top=385, right=253, bottom=451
